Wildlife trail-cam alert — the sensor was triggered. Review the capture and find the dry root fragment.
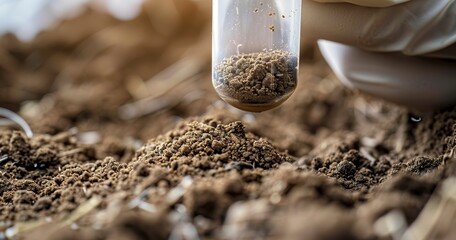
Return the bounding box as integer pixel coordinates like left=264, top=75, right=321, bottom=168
left=0, top=108, right=33, bottom=138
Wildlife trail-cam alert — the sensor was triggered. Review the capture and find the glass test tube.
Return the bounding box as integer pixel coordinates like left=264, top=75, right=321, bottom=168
left=212, top=0, right=301, bottom=112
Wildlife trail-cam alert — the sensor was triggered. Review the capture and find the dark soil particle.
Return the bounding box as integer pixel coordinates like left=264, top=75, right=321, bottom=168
left=336, top=160, right=357, bottom=178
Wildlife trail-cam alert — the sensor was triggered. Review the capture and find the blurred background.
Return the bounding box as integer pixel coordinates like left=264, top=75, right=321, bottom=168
left=0, top=0, right=213, bottom=111
left=1, top=0, right=217, bottom=138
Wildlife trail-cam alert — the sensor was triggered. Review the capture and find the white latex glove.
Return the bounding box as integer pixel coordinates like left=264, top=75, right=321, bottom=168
left=302, top=0, right=456, bottom=110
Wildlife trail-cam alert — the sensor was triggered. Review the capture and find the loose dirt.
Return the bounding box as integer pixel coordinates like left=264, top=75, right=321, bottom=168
left=214, top=50, right=297, bottom=111
left=0, top=3, right=455, bottom=240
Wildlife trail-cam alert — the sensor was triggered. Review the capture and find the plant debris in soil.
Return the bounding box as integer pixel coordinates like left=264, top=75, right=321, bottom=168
left=1, top=107, right=455, bottom=240
left=1, top=1, right=456, bottom=240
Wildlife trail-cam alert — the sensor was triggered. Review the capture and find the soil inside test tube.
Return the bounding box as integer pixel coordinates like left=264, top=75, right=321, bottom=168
left=214, top=50, right=297, bottom=112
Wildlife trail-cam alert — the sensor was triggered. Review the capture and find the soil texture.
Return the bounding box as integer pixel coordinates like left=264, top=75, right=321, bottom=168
left=1, top=2, right=456, bottom=240
left=214, top=50, right=297, bottom=110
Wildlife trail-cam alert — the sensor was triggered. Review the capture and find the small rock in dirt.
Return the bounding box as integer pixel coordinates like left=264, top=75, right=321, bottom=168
left=336, top=160, right=357, bottom=179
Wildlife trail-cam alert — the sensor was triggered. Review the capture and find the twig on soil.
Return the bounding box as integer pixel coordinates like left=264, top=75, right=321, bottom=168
left=0, top=107, right=33, bottom=138
left=7, top=199, right=102, bottom=238
left=402, top=177, right=456, bottom=240
left=360, top=147, right=377, bottom=165
left=5, top=197, right=104, bottom=236
left=5, top=220, right=47, bottom=239
left=136, top=202, right=157, bottom=213
left=373, top=210, right=407, bottom=240
left=60, top=197, right=102, bottom=227
left=125, top=75, right=150, bottom=99
left=444, top=147, right=456, bottom=161
left=128, top=187, right=157, bottom=212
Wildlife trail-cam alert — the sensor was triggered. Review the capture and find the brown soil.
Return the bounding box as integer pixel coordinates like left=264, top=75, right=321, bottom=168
left=214, top=50, right=297, bottom=111
left=1, top=2, right=456, bottom=240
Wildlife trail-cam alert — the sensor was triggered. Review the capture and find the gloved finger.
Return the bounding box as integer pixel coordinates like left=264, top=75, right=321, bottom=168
left=318, top=40, right=456, bottom=110
left=302, top=0, right=456, bottom=58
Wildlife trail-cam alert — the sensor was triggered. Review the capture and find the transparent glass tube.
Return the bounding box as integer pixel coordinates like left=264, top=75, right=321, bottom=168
left=212, top=0, right=301, bottom=112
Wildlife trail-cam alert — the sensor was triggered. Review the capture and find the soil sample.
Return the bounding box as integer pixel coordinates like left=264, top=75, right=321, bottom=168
left=214, top=50, right=298, bottom=112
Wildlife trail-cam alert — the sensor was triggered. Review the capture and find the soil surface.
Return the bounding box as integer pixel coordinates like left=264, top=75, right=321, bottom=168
left=1, top=3, right=456, bottom=240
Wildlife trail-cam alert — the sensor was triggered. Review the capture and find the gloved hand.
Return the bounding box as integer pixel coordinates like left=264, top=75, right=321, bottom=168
left=302, top=0, right=456, bottom=110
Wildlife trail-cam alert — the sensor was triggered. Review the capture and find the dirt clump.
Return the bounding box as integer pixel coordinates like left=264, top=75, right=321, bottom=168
left=0, top=130, right=122, bottom=222
left=0, top=118, right=291, bottom=235
left=406, top=156, right=442, bottom=175
left=134, top=119, right=293, bottom=178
